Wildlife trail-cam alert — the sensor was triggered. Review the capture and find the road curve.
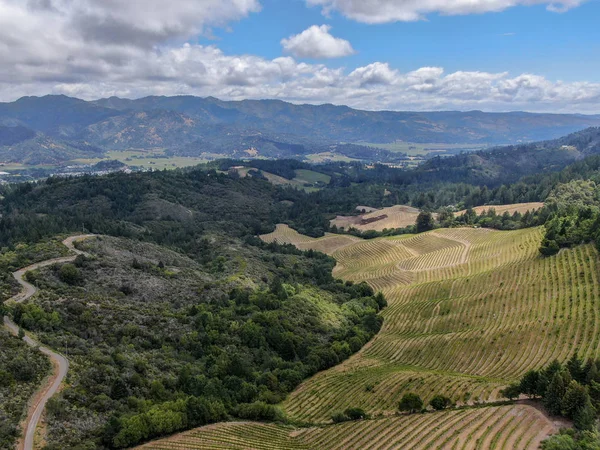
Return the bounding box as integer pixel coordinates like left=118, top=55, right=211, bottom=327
left=3, top=234, right=96, bottom=450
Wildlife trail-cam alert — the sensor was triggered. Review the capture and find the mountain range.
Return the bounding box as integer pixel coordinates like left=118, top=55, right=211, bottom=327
left=1, top=94, right=600, bottom=165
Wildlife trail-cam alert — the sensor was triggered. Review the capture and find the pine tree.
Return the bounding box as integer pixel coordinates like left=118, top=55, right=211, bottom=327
left=574, top=398, right=597, bottom=431
left=545, top=371, right=567, bottom=416
left=562, top=381, right=590, bottom=419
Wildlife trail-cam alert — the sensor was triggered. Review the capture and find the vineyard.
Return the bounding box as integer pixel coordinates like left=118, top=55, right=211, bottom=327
left=138, top=404, right=554, bottom=450
left=139, top=222, right=599, bottom=449
left=278, top=225, right=600, bottom=423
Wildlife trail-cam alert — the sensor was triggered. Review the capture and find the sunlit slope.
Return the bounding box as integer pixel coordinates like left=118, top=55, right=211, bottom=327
left=138, top=405, right=554, bottom=450
left=261, top=226, right=600, bottom=423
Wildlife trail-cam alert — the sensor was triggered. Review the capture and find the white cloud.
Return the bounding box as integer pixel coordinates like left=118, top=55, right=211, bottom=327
left=0, top=0, right=599, bottom=113
left=281, top=25, right=355, bottom=59
left=306, top=0, right=586, bottom=23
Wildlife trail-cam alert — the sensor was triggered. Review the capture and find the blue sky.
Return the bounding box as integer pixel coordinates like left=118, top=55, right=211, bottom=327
left=213, top=0, right=600, bottom=82
left=1, top=0, right=599, bottom=112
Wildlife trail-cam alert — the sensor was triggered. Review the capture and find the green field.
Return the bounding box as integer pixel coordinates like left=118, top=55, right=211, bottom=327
left=360, top=142, right=487, bottom=157
left=74, top=149, right=212, bottom=170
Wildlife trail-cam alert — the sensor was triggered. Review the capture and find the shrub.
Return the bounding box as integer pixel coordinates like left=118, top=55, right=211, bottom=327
left=59, top=263, right=82, bottom=285
left=399, top=393, right=423, bottom=413
left=234, top=401, right=284, bottom=422
left=344, top=407, right=368, bottom=420
left=429, top=395, right=453, bottom=410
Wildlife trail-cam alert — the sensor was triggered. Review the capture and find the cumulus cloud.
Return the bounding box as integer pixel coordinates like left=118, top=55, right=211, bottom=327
left=306, top=0, right=586, bottom=23
left=0, top=0, right=599, bottom=113
left=281, top=25, right=355, bottom=59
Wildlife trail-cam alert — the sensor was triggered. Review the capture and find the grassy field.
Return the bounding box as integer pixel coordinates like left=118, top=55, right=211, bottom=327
left=235, top=168, right=331, bottom=192
left=74, top=149, right=212, bottom=170
left=331, top=205, right=422, bottom=231
left=137, top=404, right=554, bottom=450
left=360, top=142, right=487, bottom=157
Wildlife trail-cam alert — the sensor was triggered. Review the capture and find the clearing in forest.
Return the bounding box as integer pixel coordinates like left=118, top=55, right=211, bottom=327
left=331, top=205, right=422, bottom=231
left=139, top=223, right=594, bottom=449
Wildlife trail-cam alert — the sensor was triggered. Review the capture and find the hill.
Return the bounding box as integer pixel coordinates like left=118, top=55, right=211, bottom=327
left=258, top=226, right=600, bottom=426
left=2, top=94, right=600, bottom=165
left=418, top=127, right=600, bottom=185
left=136, top=404, right=555, bottom=450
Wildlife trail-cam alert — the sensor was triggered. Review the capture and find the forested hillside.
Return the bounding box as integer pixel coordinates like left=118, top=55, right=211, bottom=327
left=0, top=169, right=386, bottom=448
left=2, top=94, right=600, bottom=164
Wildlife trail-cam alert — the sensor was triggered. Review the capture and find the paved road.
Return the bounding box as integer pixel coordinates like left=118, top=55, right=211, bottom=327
left=3, top=235, right=95, bottom=450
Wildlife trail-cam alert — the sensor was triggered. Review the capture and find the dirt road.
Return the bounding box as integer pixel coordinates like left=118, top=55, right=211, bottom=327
left=3, top=235, right=95, bottom=450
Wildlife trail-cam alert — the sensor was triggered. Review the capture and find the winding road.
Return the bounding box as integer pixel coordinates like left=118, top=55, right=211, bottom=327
left=3, top=235, right=95, bottom=450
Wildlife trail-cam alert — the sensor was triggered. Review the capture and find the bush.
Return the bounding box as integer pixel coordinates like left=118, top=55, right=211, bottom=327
left=331, top=411, right=349, bottom=423
left=399, top=393, right=423, bottom=413
left=344, top=407, right=368, bottom=420
left=59, top=263, right=82, bottom=285
left=233, top=401, right=284, bottom=422
left=429, top=395, right=453, bottom=411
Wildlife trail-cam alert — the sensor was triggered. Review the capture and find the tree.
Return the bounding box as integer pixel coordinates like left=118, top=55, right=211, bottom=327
left=399, top=393, right=423, bottom=413
left=500, top=383, right=521, bottom=401
left=568, top=353, right=586, bottom=383
left=520, top=370, right=540, bottom=398
left=416, top=212, right=435, bottom=233
left=545, top=371, right=567, bottom=416
left=429, top=395, right=452, bottom=410
left=574, top=398, right=597, bottom=431
left=563, top=381, right=591, bottom=420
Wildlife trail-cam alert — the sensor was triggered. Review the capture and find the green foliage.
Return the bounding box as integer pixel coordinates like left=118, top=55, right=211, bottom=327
left=399, top=393, right=423, bottom=414
left=543, top=430, right=600, bottom=450
left=234, top=402, right=284, bottom=422
left=58, top=263, right=82, bottom=285
left=500, top=383, right=521, bottom=401
left=429, top=395, right=453, bottom=411
left=416, top=212, right=435, bottom=233
left=0, top=330, right=50, bottom=449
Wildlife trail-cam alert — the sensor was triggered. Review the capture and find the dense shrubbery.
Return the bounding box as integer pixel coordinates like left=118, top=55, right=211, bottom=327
left=0, top=329, right=51, bottom=449
left=7, top=235, right=385, bottom=449
left=539, top=180, right=600, bottom=256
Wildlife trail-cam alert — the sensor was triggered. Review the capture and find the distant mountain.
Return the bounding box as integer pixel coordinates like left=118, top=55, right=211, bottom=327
left=1, top=94, right=600, bottom=165
left=418, top=127, right=600, bottom=185
left=93, top=95, right=600, bottom=144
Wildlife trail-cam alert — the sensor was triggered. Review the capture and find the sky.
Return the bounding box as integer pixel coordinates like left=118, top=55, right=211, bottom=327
left=0, top=0, right=599, bottom=113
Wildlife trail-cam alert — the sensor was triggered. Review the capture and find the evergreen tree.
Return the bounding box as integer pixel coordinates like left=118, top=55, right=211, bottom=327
left=562, top=381, right=590, bottom=420
left=520, top=370, right=540, bottom=398
left=545, top=371, right=567, bottom=415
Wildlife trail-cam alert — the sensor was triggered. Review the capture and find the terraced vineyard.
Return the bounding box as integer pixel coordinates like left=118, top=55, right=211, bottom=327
left=139, top=223, right=598, bottom=449
left=260, top=224, right=600, bottom=428
left=138, top=404, right=555, bottom=450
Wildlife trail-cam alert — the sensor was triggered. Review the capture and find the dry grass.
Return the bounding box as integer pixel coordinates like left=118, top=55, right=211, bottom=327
left=456, top=202, right=544, bottom=216
left=331, top=205, right=422, bottom=231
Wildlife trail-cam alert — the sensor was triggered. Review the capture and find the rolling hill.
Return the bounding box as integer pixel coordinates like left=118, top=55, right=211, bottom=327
left=140, top=221, right=594, bottom=449
left=2, top=94, right=600, bottom=165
